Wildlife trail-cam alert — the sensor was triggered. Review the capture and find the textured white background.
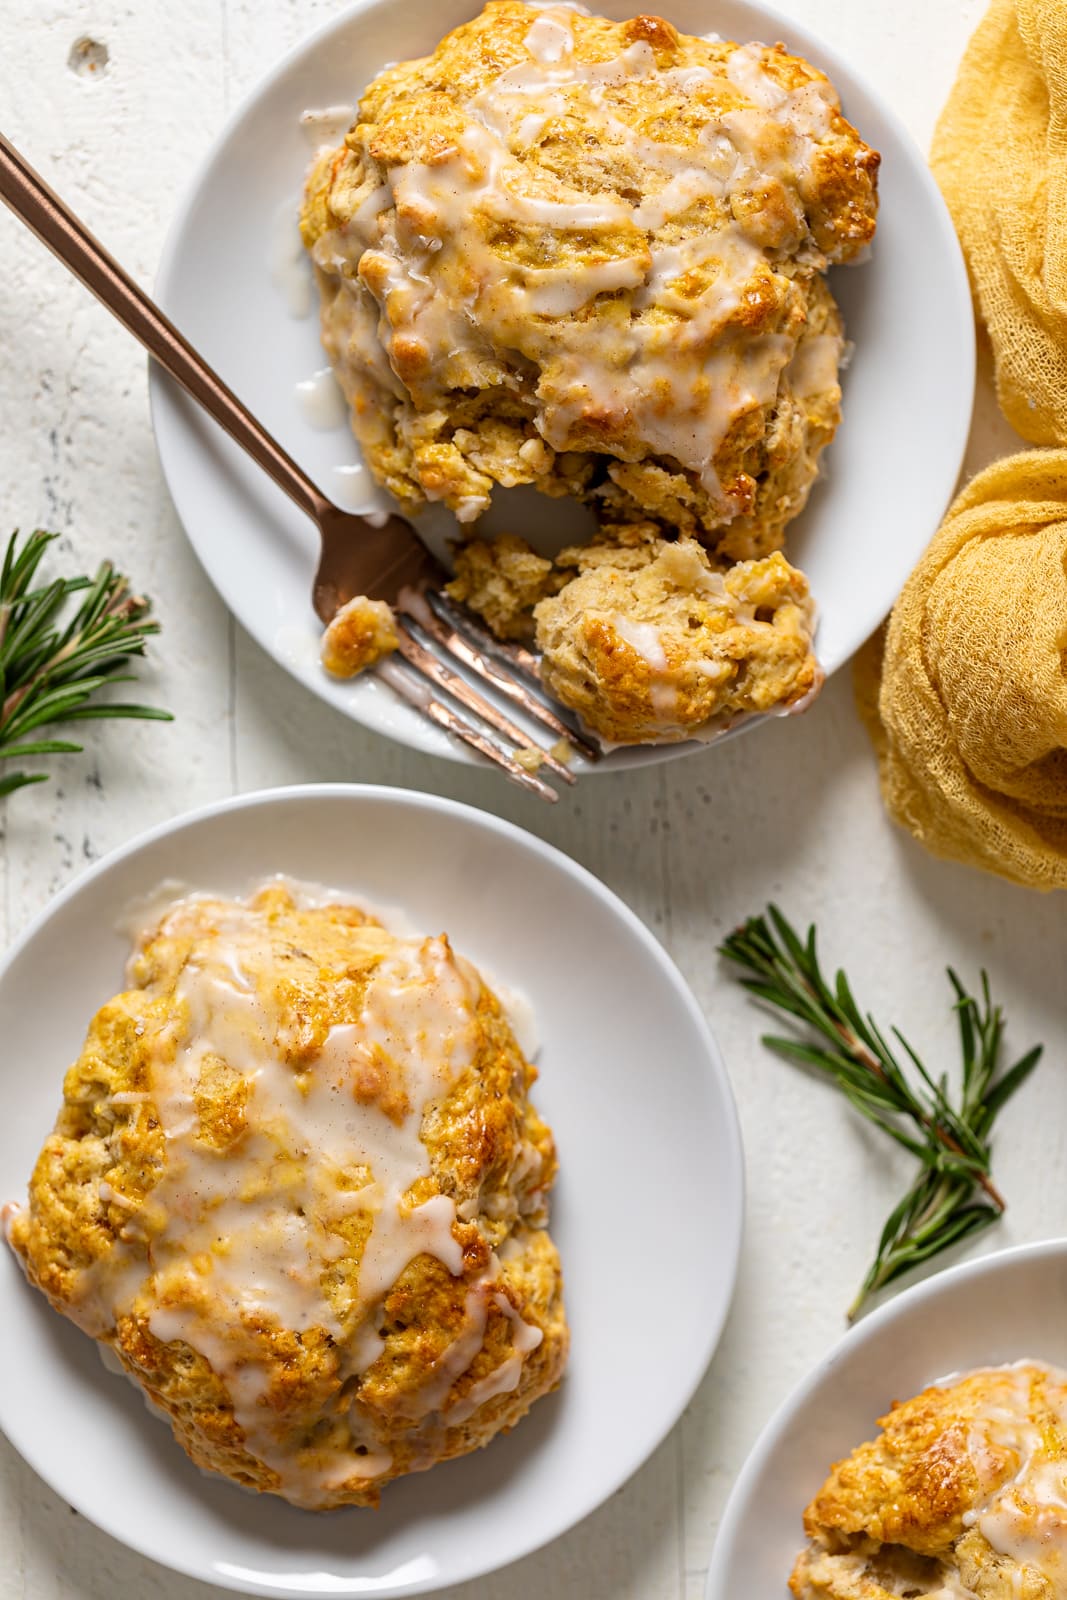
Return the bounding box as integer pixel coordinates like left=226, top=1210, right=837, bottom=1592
left=0, top=1, right=1063, bottom=1596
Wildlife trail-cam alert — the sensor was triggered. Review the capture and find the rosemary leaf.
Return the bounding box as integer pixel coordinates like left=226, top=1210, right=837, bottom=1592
left=0, top=771, right=50, bottom=799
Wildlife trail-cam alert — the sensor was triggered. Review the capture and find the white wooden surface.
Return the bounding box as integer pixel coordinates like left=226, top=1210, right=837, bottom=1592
left=1, top=1, right=1063, bottom=1595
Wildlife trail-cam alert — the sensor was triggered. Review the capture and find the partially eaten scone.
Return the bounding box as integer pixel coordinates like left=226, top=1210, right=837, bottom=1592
left=792, top=1363, right=1067, bottom=1598
left=301, top=0, right=878, bottom=743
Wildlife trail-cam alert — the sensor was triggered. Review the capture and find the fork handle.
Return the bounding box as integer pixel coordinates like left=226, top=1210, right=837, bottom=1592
left=0, top=131, right=331, bottom=527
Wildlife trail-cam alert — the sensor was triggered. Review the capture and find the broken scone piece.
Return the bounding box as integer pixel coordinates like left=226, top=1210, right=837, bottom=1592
left=449, top=531, right=819, bottom=744
left=791, top=1362, right=1067, bottom=1599
left=442, top=535, right=563, bottom=642
left=538, top=542, right=819, bottom=744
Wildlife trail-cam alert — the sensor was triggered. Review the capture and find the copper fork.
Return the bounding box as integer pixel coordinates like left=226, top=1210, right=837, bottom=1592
left=0, top=132, right=600, bottom=801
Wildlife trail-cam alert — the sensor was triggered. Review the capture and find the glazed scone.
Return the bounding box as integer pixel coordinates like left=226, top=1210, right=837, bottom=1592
left=4, top=883, right=567, bottom=1510
left=535, top=539, right=818, bottom=742
left=300, top=1, right=877, bottom=554
left=791, top=1363, right=1067, bottom=1599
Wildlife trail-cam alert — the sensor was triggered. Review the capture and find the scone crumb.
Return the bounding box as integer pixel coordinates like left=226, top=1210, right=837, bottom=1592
left=321, top=595, right=399, bottom=678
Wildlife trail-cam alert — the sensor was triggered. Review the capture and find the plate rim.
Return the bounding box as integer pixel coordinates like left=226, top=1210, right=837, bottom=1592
left=147, top=0, right=976, bottom=772
left=0, top=781, right=744, bottom=1597
left=703, top=1235, right=1067, bottom=1600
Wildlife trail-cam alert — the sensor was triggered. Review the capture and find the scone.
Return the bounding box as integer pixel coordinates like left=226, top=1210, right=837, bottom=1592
left=791, top=1363, right=1067, bottom=1598
left=301, top=1, right=877, bottom=556
left=4, top=883, right=567, bottom=1510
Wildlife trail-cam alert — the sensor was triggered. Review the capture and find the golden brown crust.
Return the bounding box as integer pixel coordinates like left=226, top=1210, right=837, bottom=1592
left=447, top=529, right=818, bottom=741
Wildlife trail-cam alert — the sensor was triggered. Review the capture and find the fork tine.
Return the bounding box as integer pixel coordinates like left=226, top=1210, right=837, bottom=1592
left=376, top=657, right=559, bottom=802
left=402, top=588, right=603, bottom=764
left=392, top=622, right=577, bottom=787
left=429, top=590, right=544, bottom=681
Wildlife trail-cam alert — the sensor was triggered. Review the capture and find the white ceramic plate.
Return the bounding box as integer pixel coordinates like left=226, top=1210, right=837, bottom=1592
left=0, top=784, right=742, bottom=1597
left=705, top=1239, right=1067, bottom=1599
left=150, top=0, right=975, bottom=771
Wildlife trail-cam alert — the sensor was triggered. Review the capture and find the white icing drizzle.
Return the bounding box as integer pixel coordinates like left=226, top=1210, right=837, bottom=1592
left=61, top=886, right=547, bottom=1508
left=612, top=615, right=667, bottom=671
left=331, top=461, right=370, bottom=509
left=609, top=615, right=677, bottom=723
left=440, top=1288, right=543, bottom=1424
left=724, top=43, right=833, bottom=181
left=597, top=542, right=776, bottom=735
left=444, top=1353, right=525, bottom=1424
left=312, top=9, right=848, bottom=517
left=523, top=12, right=573, bottom=63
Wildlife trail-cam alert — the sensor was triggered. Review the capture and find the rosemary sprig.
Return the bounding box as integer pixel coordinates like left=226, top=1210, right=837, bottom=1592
left=0, top=529, right=172, bottom=796
left=719, top=906, right=1042, bottom=1320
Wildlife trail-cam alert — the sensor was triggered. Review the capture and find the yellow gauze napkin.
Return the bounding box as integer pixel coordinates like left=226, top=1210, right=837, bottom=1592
left=855, top=451, right=1067, bottom=889
left=931, top=0, right=1067, bottom=443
